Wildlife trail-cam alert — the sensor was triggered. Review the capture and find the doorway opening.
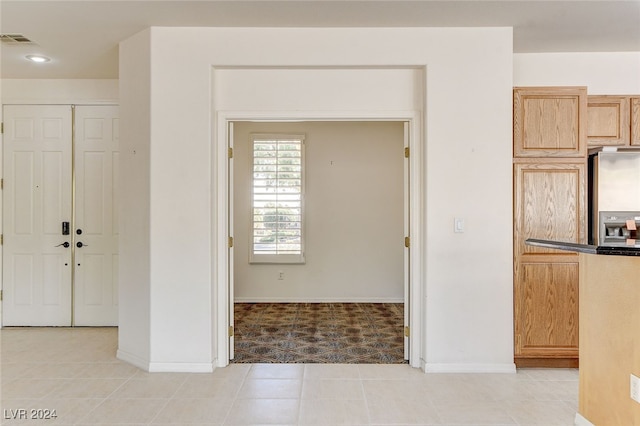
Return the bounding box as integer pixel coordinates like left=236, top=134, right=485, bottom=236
left=228, top=120, right=410, bottom=364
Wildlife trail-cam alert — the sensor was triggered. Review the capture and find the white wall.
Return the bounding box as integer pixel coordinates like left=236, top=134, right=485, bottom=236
left=233, top=121, right=405, bottom=302
left=1, top=79, right=118, bottom=103
left=119, top=26, right=515, bottom=372
left=514, top=52, right=640, bottom=94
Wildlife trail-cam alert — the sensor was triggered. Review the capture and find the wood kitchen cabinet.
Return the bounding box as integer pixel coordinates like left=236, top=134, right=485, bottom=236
left=513, top=86, right=588, bottom=158
left=632, top=96, right=640, bottom=146
left=515, top=261, right=579, bottom=362
left=513, top=158, right=586, bottom=367
left=587, top=95, right=630, bottom=146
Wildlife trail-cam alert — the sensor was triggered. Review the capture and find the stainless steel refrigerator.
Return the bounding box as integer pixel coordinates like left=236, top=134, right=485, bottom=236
left=589, top=148, right=640, bottom=245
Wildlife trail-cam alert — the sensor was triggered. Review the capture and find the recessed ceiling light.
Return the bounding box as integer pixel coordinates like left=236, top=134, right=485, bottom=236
left=26, top=55, right=50, bottom=63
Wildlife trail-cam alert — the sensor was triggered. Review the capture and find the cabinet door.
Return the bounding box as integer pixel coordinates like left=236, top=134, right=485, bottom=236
left=587, top=96, right=630, bottom=146
left=632, top=97, right=640, bottom=146
left=513, top=161, right=585, bottom=361
left=514, top=261, right=579, bottom=358
left=514, top=87, right=587, bottom=158
left=513, top=161, right=587, bottom=256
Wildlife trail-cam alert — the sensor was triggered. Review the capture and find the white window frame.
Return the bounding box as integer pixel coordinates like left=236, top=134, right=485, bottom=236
left=249, top=133, right=305, bottom=264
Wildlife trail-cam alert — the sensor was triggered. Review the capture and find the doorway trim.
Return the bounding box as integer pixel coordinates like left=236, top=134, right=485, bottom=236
left=213, top=110, right=425, bottom=369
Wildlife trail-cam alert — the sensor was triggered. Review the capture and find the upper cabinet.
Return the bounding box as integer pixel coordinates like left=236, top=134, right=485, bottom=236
left=587, top=96, right=630, bottom=146
left=514, top=87, right=588, bottom=158
left=632, top=97, right=640, bottom=146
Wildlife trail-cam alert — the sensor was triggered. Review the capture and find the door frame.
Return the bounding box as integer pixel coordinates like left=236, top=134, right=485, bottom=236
left=213, top=110, right=425, bottom=369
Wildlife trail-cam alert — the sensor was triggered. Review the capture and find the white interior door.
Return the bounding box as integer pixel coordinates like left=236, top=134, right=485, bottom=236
left=73, top=105, right=119, bottom=326
left=2, top=105, right=73, bottom=326
left=2, top=104, right=119, bottom=327
left=403, top=121, right=410, bottom=360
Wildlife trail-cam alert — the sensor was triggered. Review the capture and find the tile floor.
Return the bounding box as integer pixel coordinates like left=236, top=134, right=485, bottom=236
left=233, top=303, right=405, bottom=363
left=1, top=327, right=579, bottom=425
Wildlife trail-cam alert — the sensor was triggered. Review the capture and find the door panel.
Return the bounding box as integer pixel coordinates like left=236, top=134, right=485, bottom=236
left=2, top=105, right=73, bottom=326
left=74, top=105, right=119, bottom=326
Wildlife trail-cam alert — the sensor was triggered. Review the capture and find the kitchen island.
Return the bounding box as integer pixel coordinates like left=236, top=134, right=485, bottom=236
left=526, top=239, right=640, bottom=426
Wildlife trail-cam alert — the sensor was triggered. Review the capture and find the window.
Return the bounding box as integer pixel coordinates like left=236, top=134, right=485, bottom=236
left=250, top=134, right=305, bottom=263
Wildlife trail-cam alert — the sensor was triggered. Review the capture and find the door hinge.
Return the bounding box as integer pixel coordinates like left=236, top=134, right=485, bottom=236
left=1, top=234, right=3, bottom=245
left=228, top=236, right=234, bottom=248
left=1, top=122, right=3, bottom=134
left=404, top=147, right=409, bottom=158
left=404, top=326, right=410, bottom=337
left=228, top=147, right=233, bottom=159
left=404, top=236, right=410, bottom=248
left=0, top=290, right=3, bottom=301
left=1, top=178, right=3, bottom=190
left=229, top=326, right=234, bottom=337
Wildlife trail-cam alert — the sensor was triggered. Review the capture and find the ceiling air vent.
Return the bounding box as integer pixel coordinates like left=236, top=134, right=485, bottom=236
left=1, top=34, right=36, bottom=45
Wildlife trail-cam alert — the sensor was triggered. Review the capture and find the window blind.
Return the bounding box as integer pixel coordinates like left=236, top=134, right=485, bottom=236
left=251, top=134, right=305, bottom=263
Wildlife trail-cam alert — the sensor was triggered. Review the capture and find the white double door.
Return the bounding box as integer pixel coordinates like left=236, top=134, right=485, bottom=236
left=2, top=105, right=119, bottom=326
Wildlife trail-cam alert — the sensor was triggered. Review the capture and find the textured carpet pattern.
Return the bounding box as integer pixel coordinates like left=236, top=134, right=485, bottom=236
left=232, top=303, right=406, bottom=364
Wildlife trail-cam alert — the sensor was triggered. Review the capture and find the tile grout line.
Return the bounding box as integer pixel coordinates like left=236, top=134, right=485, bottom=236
left=70, top=369, right=135, bottom=425
left=145, top=373, right=190, bottom=425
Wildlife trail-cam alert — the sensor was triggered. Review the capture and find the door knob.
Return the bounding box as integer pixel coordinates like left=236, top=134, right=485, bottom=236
left=55, top=242, right=70, bottom=248
left=76, top=242, right=87, bottom=248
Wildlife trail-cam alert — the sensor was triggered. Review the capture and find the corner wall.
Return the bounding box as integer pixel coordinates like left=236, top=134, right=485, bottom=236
left=116, top=29, right=152, bottom=370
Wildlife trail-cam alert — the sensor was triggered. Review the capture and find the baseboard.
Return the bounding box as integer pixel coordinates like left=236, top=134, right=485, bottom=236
left=117, top=349, right=214, bottom=373
left=148, top=362, right=214, bottom=373
left=116, top=349, right=150, bottom=371
left=574, top=413, right=594, bottom=426
left=424, top=362, right=517, bottom=374
left=515, top=357, right=579, bottom=368
left=234, top=297, right=404, bottom=303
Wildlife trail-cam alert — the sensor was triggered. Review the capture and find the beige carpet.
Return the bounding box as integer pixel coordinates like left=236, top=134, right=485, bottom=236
left=232, top=303, right=406, bottom=363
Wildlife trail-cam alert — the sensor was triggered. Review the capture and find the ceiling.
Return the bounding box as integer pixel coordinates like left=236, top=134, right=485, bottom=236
left=1, top=0, right=639, bottom=79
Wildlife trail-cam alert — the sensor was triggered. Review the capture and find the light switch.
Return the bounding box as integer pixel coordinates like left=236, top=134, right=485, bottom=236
left=454, top=217, right=465, bottom=233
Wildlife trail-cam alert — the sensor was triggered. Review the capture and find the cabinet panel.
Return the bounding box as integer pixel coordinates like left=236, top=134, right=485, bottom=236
left=514, top=87, right=587, bottom=158
left=587, top=96, right=630, bottom=146
left=513, top=160, right=585, bottom=364
left=513, top=161, right=587, bottom=257
left=632, top=97, right=640, bottom=146
left=514, top=261, right=579, bottom=357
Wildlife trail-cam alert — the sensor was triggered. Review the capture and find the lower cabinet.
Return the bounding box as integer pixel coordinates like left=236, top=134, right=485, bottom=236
left=513, top=160, right=586, bottom=367
left=514, top=261, right=579, bottom=364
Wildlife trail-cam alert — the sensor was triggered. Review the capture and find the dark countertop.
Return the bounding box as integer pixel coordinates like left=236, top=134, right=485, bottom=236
left=525, top=239, right=640, bottom=257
